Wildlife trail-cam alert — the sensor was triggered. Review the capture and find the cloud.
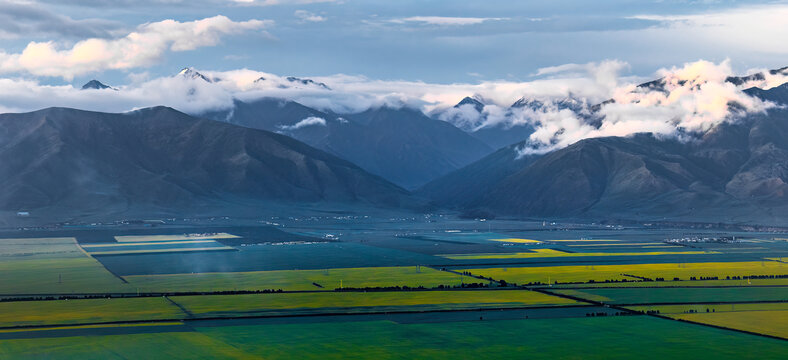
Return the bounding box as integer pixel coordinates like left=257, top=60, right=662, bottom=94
left=37, top=0, right=338, bottom=6
left=0, top=15, right=271, bottom=80
left=0, top=2, right=123, bottom=39
left=627, top=4, right=788, bottom=56
left=387, top=16, right=508, bottom=26
left=515, top=59, right=778, bottom=155
left=278, top=116, right=326, bottom=130
left=236, top=0, right=338, bottom=5
left=0, top=59, right=784, bottom=157
left=294, top=10, right=326, bottom=22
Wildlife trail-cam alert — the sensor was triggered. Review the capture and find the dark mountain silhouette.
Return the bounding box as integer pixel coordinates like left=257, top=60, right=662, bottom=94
left=81, top=80, right=114, bottom=90
left=203, top=99, right=493, bottom=189
left=419, top=83, right=788, bottom=225
left=0, top=106, right=415, bottom=220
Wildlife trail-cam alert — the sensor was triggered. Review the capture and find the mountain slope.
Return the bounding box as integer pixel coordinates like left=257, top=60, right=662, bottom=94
left=419, top=84, right=788, bottom=224
left=203, top=99, right=493, bottom=189
left=0, top=107, right=414, bottom=219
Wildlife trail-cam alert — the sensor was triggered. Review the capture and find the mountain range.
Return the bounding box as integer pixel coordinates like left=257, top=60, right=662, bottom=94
left=1, top=68, right=787, bottom=226
left=419, top=82, right=788, bottom=225
left=202, top=98, right=492, bottom=189
left=0, top=106, right=414, bottom=221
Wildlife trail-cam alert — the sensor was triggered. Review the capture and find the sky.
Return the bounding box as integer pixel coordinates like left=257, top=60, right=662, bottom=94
left=1, top=0, right=787, bottom=86
left=0, top=0, right=787, bottom=153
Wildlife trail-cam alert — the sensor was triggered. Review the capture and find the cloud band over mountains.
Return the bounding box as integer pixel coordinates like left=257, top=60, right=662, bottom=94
left=0, top=59, right=785, bottom=156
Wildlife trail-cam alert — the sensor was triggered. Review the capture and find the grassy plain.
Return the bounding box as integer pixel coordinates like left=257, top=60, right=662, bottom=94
left=124, top=266, right=463, bottom=292
left=0, top=331, right=252, bottom=359
left=627, top=302, right=788, bottom=314
left=0, top=238, right=129, bottom=294
left=442, top=249, right=716, bottom=260
left=171, top=290, right=578, bottom=317
left=194, top=316, right=787, bottom=360
left=627, top=303, right=788, bottom=338
left=87, top=247, right=236, bottom=256
left=552, top=278, right=788, bottom=288
left=566, top=243, right=667, bottom=247
left=489, top=238, right=542, bottom=244
left=463, top=261, right=788, bottom=285
left=114, top=233, right=239, bottom=242
left=550, top=287, right=788, bottom=304
left=81, top=240, right=219, bottom=248
left=1, top=316, right=785, bottom=359
left=0, top=297, right=184, bottom=327
left=674, top=311, right=788, bottom=339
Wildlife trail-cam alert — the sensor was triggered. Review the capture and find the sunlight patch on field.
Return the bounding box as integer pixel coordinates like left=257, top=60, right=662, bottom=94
left=0, top=297, right=184, bottom=327
left=124, top=266, right=464, bottom=292
left=88, top=247, right=236, bottom=256
left=676, top=311, right=788, bottom=338
left=440, top=249, right=716, bottom=260
left=0, top=237, right=130, bottom=294
left=0, top=322, right=184, bottom=334
left=548, top=240, right=621, bottom=242
left=114, top=233, right=240, bottom=242
left=627, top=303, right=788, bottom=339
left=81, top=240, right=218, bottom=248
left=171, top=290, right=579, bottom=317
left=566, top=243, right=667, bottom=247
left=462, top=261, right=788, bottom=285
left=489, top=238, right=542, bottom=244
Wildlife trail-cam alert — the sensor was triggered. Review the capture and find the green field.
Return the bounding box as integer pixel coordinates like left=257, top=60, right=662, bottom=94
left=171, top=290, right=578, bottom=317
left=0, top=316, right=784, bottom=359
left=462, top=261, right=788, bottom=285
left=0, top=298, right=184, bottom=328
left=125, top=266, right=464, bottom=292
left=442, top=249, right=715, bottom=260
left=0, top=330, right=251, bottom=359
left=550, top=287, right=788, bottom=304
left=0, top=290, right=574, bottom=328
left=627, top=302, right=788, bottom=314
left=627, top=303, right=788, bottom=338
left=0, top=238, right=129, bottom=295
left=552, top=278, right=788, bottom=288
left=114, top=233, right=240, bottom=242
left=674, top=311, right=788, bottom=339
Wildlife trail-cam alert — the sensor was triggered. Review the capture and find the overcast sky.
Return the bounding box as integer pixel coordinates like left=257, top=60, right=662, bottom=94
left=1, top=0, right=787, bottom=87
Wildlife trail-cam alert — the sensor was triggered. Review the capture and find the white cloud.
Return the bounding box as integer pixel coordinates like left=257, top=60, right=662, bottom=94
left=236, top=0, right=338, bottom=5
left=516, top=59, right=779, bottom=155
left=0, top=15, right=271, bottom=80
left=628, top=4, right=788, bottom=56
left=278, top=116, right=326, bottom=130
left=388, top=16, right=508, bottom=26
left=0, top=59, right=784, bottom=158
left=294, top=10, right=326, bottom=22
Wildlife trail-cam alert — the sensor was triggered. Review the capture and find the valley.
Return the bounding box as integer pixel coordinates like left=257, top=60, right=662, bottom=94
left=0, top=215, right=784, bottom=358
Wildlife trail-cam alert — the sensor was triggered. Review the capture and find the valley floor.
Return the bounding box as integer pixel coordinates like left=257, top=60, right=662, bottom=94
left=0, top=216, right=785, bottom=358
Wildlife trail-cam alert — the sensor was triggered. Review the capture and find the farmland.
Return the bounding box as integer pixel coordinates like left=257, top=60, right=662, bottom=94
left=0, top=237, right=129, bottom=294
left=441, top=249, right=717, bottom=260
left=124, top=266, right=465, bottom=292
left=0, top=298, right=184, bottom=327
left=170, top=289, right=578, bottom=317
left=627, top=303, right=788, bottom=338
left=4, top=315, right=786, bottom=360
left=459, top=261, right=788, bottom=285
left=0, top=220, right=785, bottom=358
left=549, top=287, right=788, bottom=304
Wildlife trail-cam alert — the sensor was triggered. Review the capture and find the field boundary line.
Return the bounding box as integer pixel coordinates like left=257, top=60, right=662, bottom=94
left=539, top=288, right=788, bottom=342
left=543, top=284, right=788, bottom=289
left=164, top=296, right=194, bottom=318
left=0, top=304, right=599, bottom=334
left=648, top=312, right=788, bottom=341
